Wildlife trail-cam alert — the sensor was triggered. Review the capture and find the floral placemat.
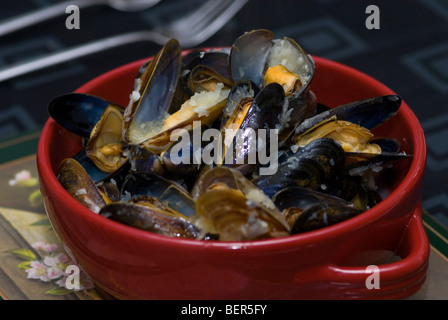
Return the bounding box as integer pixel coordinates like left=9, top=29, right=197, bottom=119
left=0, top=155, right=106, bottom=300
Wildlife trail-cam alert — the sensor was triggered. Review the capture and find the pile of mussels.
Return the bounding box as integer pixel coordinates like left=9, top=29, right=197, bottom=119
left=50, top=29, right=410, bottom=241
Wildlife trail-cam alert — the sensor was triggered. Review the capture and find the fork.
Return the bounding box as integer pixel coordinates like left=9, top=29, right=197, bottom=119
left=0, top=0, right=248, bottom=83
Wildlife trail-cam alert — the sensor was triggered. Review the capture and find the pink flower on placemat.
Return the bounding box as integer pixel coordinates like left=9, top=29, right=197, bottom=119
left=12, top=242, right=95, bottom=296
left=7, top=169, right=42, bottom=207
left=31, top=241, right=59, bottom=253
left=8, top=170, right=38, bottom=187
left=26, top=261, right=52, bottom=282
left=43, top=253, right=71, bottom=280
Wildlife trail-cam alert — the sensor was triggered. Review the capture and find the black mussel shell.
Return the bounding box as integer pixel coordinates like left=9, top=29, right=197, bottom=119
left=99, top=202, right=201, bottom=239
left=121, top=171, right=195, bottom=217
left=253, top=138, right=345, bottom=197
left=273, top=186, right=362, bottom=234
left=222, top=82, right=285, bottom=175
left=48, top=93, right=124, bottom=139
left=294, top=95, right=402, bottom=138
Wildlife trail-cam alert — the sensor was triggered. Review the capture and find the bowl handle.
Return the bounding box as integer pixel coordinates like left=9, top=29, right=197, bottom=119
left=294, top=204, right=430, bottom=299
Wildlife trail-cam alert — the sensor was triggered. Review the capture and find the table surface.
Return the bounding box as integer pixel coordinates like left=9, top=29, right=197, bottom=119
left=0, top=0, right=447, bottom=300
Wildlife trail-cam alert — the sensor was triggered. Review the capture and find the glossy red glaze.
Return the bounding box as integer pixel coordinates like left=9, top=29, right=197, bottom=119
left=37, top=55, right=428, bottom=299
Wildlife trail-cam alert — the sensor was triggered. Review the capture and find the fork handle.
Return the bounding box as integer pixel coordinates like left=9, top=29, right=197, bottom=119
left=0, top=0, right=108, bottom=37
left=0, top=30, right=166, bottom=83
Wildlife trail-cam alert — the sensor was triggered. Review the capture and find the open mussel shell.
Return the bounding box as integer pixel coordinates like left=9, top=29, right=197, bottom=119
left=345, top=150, right=412, bottom=165
left=85, top=105, right=128, bottom=173
left=369, top=137, right=401, bottom=153
left=123, top=42, right=234, bottom=155
left=128, top=195, right=188, bottom=220
left=231, top=82, right=285, bottom=132
left=123, top=38, right=182, bottom=145
left=56, top=158, right=107, bottom=213
left=323, top=172, right=383, bottom=211
left=72, top=148, right=131, bottom=189
left=121, top=171, right=196, bottom=218
left=292, top=113, right=412, bottom=170
left=322, top=145, right=412, bottom=211
left=231, top=28, right=316, bottom=85
left=272, top=186, right=363, bottom=234
left=183, top=50, right=234, bottom=94
left=48, top=93, right=125, bottom=139
left=293, top=95, right=402, bottom=138
left=72, top=149, right=110, bottom=183
left=220, top=80, right=259, bottom=128
left=192, top=167, right=290, bottom=241
left=124, top=144, right=166, bottom=177
left=290, top=202, right=362, bottom=234
left=230, top=29, right=316, bottom=144
left=139, top=93, right=228, bottom=154
left=195, top=186, right=289, bottom=241
left=230, top=28, right=314, bottom=90
left=134, top=70, right=230, bottom=155
left=342, top=151, right=412, bottom=193
left=294, top=117, right=382, bottom=154
left=230, top=29, right=274, bottom=86
left=280, top=86, right=317, bottom=144
left=99, top=202, right=201, bottom=239
left=220, top=82, right=285, bottom=175
left=253, top=138, right=345, bottom=198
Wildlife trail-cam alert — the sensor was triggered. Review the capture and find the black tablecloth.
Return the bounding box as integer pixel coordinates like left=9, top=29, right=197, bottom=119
left=1, top=0, right=448, bottom=228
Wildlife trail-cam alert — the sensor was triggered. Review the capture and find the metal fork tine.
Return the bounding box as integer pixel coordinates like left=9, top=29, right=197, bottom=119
left=185, top=0, right=248, bottom=46
left=184, top=0, right=233, bottom=33
left=0, top=0, right=248, bottom=82
left=173, top=0, right=247, bottom=47
left=178, top=0, right=223, bottom=25
left=169, top=0, right=228, bottom=33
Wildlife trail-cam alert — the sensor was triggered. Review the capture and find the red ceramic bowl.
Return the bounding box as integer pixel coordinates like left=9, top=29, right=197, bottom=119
left=37, top=54, right=428, bottom=300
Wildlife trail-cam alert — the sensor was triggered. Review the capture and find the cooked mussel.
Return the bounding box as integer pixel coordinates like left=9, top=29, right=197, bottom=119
left=230, top=29, right=313, bottom=88
left=72, top=149, right=111, bottom=183
left=121, top=171, right=196, bottom=218
left=253, top=138, right=345, bottom=197
left=122, top=39, right=231, bottom=154
left=293, top=95, right=402, bottom=138
left=47, top=92, right=129, bottom=179
left=295, top=118, right=382, bottom=154
left=85, top=105, right=128, bottom=173
left=183, top=50, right=234, bottom=94
left=122, top=38, right=182, bottom=145
left=99, top=201, right=201, bottom=239
left=138, top=81, right=229, bottom=154
left=273, top=187, right=363, bottom=234
left=124, top=144, right=166, bottom=177
left=219, top=82, right=285, bottom=175
left=48, top=93, right=125, bottom=139
left=230, top=29, right=317, bottom=142
left=56, top=158, right=107, bottom=213
left=192, top=167, right=290, bottom=241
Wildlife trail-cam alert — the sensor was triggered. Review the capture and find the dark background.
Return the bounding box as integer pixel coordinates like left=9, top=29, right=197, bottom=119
left=1, top=0, right=447, bottom=228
